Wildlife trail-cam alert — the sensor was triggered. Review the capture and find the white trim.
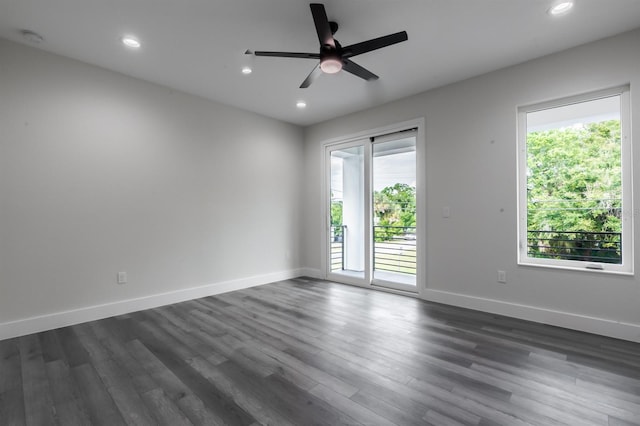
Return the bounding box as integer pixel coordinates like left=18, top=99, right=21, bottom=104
left=321, top=118, right=424, bottom=148
left=0, top=269, right=303, bottom=341
left=519, top=85, right=631, bottom=114
left=415, top=119, right=427, bottom=297
left=364, top=139, right=372, bottom=286
left=422, top=288, right=640, bottom=343
left=8, top=268, right=639, bottom=344
left=518, top=260, right=633, bottom=276
left=299, top=267, right=323, bottom=279
left=371, top=277, right=418, bottom=293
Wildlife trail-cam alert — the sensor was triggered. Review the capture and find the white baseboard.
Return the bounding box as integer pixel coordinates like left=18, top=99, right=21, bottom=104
left=5, top=270, right=638, bottom=344
left=298, top=267, right=323, bottom=279
left=0, top=269, right=303, bottom=341
left=422, top=288, right=640, bottom=343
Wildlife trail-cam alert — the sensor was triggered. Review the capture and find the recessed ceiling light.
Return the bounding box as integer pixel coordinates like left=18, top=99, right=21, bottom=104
left=21, top=29, right=44, bottom=44
left=241, top=66, right=252, bottom=75
left=548, top=1, right=574, bottom=16
left=121, top=36, right=141, bottom=49
left=296, top=101, right=307, bottom=109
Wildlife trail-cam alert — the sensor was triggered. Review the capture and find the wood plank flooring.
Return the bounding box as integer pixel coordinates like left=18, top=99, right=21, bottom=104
left=2, top=277, right=640, bottom=425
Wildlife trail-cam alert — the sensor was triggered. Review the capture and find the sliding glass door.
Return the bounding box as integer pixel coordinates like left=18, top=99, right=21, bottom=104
left=326, top=130, right=417, bottom=291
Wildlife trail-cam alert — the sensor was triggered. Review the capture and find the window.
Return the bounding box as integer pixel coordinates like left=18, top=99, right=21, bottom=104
left=518, top=86, right=632, bottom=273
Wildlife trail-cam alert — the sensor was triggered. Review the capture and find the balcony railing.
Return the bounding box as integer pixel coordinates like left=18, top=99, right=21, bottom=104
left=330, top=225, right=417, bottom=275
left=374, top=226, right=416, bottom=275
left=527, top=230, right=621, bottom=264
left=330, top=225, right=345, bottom=271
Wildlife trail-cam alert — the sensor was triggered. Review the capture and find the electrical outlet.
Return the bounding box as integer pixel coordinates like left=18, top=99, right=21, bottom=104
left=117, top=271, right=127, bottom=284
left=497, top=270, right=506, bottom=283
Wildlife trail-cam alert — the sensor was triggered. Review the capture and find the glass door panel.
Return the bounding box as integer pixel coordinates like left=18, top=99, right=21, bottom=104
left=329, top=145, right=365, bottom=281
left=372, top=136, right=417, bottom=288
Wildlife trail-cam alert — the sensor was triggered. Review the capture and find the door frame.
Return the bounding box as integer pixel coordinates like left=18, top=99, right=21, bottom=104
left=320, top=118, right=426, bottom=296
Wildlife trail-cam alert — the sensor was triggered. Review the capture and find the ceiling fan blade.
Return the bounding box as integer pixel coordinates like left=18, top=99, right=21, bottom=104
left=254, top=51, right=320, bottom=59
left=342, top=31, right=408, bottom=58
left=310, top=3, right=335, bottom=48
left=300, top=63, right=322, bottom=88
left=342, top=59, right=379, bottom=81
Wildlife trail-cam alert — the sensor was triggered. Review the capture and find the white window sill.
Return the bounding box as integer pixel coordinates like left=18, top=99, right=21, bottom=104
left=518, top=261, right=634, bottom=276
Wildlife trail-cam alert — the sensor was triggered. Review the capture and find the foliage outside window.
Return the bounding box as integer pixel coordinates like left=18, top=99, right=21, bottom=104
left=373, top=183, right=416, bottom=241
left=518, top=87, right=632, bottom=273
left=330, top=183, right=416, bottom=242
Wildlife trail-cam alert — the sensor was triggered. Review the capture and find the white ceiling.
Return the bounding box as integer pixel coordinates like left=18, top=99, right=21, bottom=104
left=1, top=0, right=640, bottom=126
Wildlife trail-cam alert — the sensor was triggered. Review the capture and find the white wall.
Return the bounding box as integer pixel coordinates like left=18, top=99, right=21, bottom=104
left=0, top=39, right=304, bottom=337
left=302, top=29, right=640, bottom=342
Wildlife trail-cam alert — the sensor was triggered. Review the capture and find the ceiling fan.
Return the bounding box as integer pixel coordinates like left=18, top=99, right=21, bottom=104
left=249, top=3, right=408, bottom=88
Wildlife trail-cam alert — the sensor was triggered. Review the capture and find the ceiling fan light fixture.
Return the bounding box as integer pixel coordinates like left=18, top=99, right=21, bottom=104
left=320, top=57, right=343, bottom=74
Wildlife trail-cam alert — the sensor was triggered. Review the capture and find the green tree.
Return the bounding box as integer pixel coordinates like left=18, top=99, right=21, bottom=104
left=330, top=200, right=343, bottom=227
left=526, top=120, right=622, bottom=262
left=373, top=183, right=416, bottom=241
left=330, top=192, right=344, bottom=242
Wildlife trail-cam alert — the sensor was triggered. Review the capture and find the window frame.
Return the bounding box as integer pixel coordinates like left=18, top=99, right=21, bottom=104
left=517, top=86, right=633, bottom=274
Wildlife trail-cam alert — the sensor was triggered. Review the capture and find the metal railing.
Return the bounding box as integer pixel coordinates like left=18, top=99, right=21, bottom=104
left=373, top=226, right=416, bottom=275
left=330, top=225, right=345, bottom=271
left=331, top=225, right=417, bottom=274
left=527, top=230, right=621, bottom=264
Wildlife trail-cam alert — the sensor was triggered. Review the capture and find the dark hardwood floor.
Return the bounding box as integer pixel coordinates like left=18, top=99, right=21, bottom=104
left=1, top=277, right=640, bottom=425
